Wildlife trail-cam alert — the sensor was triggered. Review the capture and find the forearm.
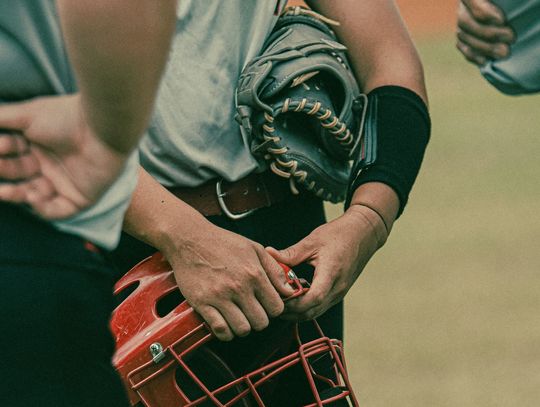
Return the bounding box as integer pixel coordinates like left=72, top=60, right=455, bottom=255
left=123, top=167, right=211, bottom=254
left=307, top=0, right=428, bottom=222
left=57, top=0, right=177, bottom=154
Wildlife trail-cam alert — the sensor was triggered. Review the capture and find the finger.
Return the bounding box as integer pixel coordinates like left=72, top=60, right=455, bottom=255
left=0, top=134, right=29, bottom=156
left=266, top=238, right=314, bottom=267
left=30, top=194, right=80, bottom=220
left=249, top=257, right=288, bottom=317
left=238, top=297, right=270, bottom=331
left=218, top=302, right=252, bottom=338
left=457, top=29, right=510, bottom=60
left=462, top=0, right=505, bottom=25
left=457, top=9, right=515, bottom=44
left=197, top=305, right=234, bottom=342
left=258, top=249, right=295, bottom=299
left=25, top=176, right=56, bottom=204
left=0, top=154, right=40, bottom=181
left=0, top=101, right=32, bottom=131
left=0, top=182, right=28, bottom=203
left=0, top=176, right=58, bottom=215
left=285, top=264, right=335, bottom=316
left=456, top=41, right=487, bottom=66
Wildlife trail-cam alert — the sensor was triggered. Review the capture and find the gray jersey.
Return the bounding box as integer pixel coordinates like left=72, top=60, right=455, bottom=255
left=139, top=0, right=283, bottom=187
left=0, top=1, right=138, bottom=249
left=481, top=0, right=540, bottom=94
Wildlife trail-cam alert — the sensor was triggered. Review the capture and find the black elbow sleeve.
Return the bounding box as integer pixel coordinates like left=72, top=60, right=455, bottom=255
left=346, top=85, right=431, bottom=217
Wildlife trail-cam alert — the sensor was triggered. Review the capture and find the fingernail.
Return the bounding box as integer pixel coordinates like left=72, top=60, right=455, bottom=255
left=494, top=44, right=509, bottom=58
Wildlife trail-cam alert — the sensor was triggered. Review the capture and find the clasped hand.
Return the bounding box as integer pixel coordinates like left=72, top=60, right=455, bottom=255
left=267, top=204, right=387, bottom=321
left=0, top=94, right=130, bottom=219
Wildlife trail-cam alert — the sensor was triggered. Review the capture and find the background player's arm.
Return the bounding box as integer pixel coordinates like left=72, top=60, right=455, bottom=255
left=57, top=0, right=177, bottom=154
left=0, top=0, right=177, bottom=218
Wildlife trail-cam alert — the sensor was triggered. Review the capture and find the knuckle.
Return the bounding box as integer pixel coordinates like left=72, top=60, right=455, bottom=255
left=253, top=242, right=265, bottom=252
left=211, top=280, right=241, bottom=298
left=212, top=322, right=229, bottom=335
left=310, top=292, right=325, bottom=307
left=210, top=323, right=232, bottom=341
left=491, top=43, right=508, bottom=57
left=226, top=280, right=244, bottom=295
left=470, top=6, right=491, bottom=23
left=283, top=246, right=296, bottom=259
left=245, top=267, right=263, bottom=283
left=456, top=42, right=474, bottom=59
left=457, top=15, right=472, bottom=32
left=485, top=27, right=502, bottom=40
left=267, top=300, right=284, bottom=318
left=188, top=293, right=206, bottom=308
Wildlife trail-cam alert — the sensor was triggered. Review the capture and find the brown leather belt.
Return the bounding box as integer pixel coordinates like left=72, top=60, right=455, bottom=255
left=168, top=172, right=292, bottom=219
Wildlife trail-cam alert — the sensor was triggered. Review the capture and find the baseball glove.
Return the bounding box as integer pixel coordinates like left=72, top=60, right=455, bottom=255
left=235, top=6, right=367, bottom=203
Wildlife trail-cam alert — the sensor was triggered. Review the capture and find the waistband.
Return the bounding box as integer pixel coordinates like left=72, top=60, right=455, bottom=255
left=167, top=172, right=294, bottom=220
left=0, top=203, right=111, bottom=272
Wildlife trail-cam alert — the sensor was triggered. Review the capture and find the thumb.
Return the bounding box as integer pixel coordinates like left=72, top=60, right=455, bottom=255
left=0, top=100, right=31, bottom=131
left=266, top=238, right=314, bottom=267
left=259, top=253, right=296, bottom=298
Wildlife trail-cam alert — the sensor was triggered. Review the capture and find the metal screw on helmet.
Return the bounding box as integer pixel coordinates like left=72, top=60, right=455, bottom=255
left=149, top=342, right=165, bottom=363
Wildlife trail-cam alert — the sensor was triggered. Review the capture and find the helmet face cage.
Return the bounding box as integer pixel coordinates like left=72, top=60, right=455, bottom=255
left=111, top=253, right=359, bottom=407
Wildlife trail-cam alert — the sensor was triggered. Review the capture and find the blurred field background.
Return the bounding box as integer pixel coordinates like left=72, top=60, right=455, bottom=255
left=319, top=1, right=540, bottom=406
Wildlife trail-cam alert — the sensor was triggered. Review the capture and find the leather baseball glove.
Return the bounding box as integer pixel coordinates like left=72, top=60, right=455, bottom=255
left=235, top=6, right=367, bottom=203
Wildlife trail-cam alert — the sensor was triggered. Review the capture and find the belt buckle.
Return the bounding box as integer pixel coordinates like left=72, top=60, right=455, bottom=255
left=216, top=179, right=256, bottom=220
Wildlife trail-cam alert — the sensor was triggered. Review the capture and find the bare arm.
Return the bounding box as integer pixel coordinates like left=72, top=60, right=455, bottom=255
left=306, top=0, right=426, bottom=226
left=307, top=0, right=426, bottom=102
left=270, top=1, right=427, bottom=320
left=123, top=168, right=294, bottom=341
left=57, top=0, right=177, bottom=153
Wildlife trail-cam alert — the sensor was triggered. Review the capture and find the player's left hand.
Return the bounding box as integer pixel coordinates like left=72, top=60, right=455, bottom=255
left=266, top=204, right=387, bottom=321
left=0, top=94, right=130, bottom=219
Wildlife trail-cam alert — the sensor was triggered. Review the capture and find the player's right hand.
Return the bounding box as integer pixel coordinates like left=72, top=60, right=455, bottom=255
left=161, top=221, right=295, bottom=341
left=456, top=0, right=515, bottom=65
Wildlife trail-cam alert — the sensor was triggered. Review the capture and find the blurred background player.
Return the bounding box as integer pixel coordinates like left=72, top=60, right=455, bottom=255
left=0, top=1, right=176, bottom=406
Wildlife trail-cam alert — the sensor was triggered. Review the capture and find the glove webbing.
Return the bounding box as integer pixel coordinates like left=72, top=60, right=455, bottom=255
left=261, top=96, right=356, bottom=200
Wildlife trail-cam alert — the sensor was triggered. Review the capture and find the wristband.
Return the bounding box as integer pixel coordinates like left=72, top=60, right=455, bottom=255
left=346, top=85, right=431, bottom=217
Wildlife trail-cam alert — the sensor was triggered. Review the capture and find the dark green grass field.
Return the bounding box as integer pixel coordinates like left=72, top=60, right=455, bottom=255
left=327, top=34, right=540, bottom=406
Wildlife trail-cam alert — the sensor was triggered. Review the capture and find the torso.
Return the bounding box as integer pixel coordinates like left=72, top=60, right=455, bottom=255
left=140, top=0, right=286, bottom=187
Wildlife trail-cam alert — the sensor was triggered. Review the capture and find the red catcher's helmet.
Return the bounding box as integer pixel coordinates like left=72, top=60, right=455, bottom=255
left=111, top=253, right=358, bottom=406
